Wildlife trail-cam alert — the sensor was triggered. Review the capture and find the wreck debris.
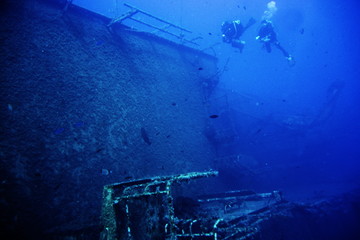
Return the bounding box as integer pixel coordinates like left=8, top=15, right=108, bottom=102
left=101, top=170, right=283, bottom=240
left=101, top=171, right=218, bottom=240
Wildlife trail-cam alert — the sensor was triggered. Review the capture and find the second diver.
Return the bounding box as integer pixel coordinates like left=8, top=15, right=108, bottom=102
left=256, top=19, right=295, bottom=66
left=221, top=18, right=256, bottom=52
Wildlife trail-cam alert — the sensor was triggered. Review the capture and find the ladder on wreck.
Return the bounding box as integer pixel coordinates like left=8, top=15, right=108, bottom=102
left=108, top=3, right=202, bottom=46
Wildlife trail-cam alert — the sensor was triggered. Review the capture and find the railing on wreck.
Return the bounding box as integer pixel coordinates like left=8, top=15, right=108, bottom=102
left=63, top=1, right=216, bottom=54
left=108, top=3, right=202, bottom=47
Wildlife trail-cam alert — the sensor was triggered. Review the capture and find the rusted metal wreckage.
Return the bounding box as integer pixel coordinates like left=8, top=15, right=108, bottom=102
left=100, top=170, right=284, bottom=240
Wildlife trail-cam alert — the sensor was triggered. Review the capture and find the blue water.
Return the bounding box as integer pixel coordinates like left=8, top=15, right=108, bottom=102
left=74, top=0, right=360, bottom=200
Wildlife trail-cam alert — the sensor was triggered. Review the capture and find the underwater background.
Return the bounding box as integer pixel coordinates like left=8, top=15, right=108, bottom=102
left=75, top=0, right=360, bottom=197
left=1, top=0, right=360, bottom=239
left=76, top=0, right=360, bottom=200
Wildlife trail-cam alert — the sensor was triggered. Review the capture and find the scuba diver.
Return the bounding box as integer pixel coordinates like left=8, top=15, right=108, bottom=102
left=256, top=19, right=295, bottom=66
left=221, top=18, right=256, bottom=52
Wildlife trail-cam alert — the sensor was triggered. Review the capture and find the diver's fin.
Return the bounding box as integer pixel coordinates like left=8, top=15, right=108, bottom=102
left=287, top=56, right=296, bottom=67
left=244, top=17, right=256, bottom=30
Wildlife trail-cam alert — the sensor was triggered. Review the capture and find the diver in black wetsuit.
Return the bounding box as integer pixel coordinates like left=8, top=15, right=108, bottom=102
left=256, top=20, right=295, bottom=65
left=221, top=18, right=256, bottom=52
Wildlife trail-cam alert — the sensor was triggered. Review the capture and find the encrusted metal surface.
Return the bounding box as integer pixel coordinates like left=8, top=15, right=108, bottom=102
left=100, top=170, right=283, bottom=240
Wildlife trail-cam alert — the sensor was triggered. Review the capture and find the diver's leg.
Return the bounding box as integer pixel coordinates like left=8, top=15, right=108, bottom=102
left=265, top=43, right=272, bottom=53
left=274, top=42, right=295, bottom=66
left=274, top=42, right=290, bottom=58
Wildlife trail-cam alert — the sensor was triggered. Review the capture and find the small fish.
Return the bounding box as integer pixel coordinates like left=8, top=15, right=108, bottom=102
left=101, top=169, right=110, bottom=176
left=34, top=172, right=41, bottom=177
left=209, top=114, right=219, bottom=118
left=54, top=183, right=62, bottom=190
left=243, top=6, right=247, bottom=10
left=198, top=67, right=203, bottom=70
left=7, top=104, right=13, bottom=111
left=96, top=148, right=104, bottom=153
left=74, top=121, right=84, bottom=128
left=208, top=32, right=212, bottom=35
left=96, top=40, right=105, bottom=46
left=54, top=128, right=65, bottom=135
left=141, top=127, right=151, bottom=145
left=299, top=28, right=304, bottom=35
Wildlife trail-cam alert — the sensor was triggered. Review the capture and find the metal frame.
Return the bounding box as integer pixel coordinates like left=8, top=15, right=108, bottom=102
left=101, top=171, right=218, bottom=240
left=101, top=170, right=284, bottom=240
left=108, top=3, right=201, bottom=46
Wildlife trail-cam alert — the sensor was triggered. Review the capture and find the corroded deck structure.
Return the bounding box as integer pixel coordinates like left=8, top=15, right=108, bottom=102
left=101, top=171, right=283, bottom=240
